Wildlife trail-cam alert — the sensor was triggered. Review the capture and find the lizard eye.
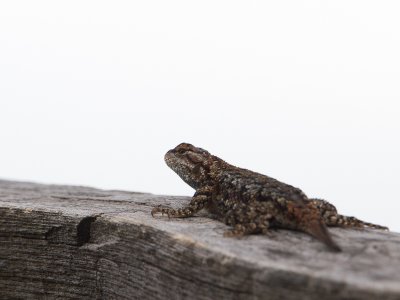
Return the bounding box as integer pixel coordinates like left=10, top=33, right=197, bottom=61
left=177, top=149, right=186, bottom=154
left=187, top=152, right=203, bottom=163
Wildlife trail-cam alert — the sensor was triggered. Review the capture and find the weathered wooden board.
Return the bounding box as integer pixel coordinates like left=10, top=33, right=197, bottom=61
left=0, top=180, right=399, bottom=299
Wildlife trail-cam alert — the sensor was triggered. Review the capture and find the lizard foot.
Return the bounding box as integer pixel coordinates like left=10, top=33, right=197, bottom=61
left=151, top=205, right=173, bottom=218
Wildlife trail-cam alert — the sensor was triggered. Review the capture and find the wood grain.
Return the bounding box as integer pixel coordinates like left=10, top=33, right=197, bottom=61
left=1, top=180, right=399, bottom=299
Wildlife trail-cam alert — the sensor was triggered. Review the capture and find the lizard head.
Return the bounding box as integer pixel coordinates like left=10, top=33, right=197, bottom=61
left=165, top=143, right=213, bottom=189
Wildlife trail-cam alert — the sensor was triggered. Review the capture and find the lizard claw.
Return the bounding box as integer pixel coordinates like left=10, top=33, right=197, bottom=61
left=151, top=205, right=163, bottom=217
left=151, top=208, right=157, bottom=217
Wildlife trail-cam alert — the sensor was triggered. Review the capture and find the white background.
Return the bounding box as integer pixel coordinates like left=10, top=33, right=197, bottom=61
left=0, top=1, right=399, bottom=230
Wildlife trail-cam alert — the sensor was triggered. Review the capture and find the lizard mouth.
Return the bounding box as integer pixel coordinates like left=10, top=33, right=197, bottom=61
left=164, top=151, right=174, bottom=169
left=164, top=149, right=199, bottom=189
left=164, top=150, right=184, bottom=174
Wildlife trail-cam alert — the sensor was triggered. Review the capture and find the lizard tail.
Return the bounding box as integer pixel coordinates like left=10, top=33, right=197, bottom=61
left=328, top=215, right=389, bottom=230
left=303, top=218, right=342, bottom=252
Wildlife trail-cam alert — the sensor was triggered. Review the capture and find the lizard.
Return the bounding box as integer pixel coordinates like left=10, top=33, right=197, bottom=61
left=151, top=143, right=388, bottom=252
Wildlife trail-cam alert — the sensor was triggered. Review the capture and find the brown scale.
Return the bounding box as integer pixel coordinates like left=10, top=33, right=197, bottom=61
left=152, top=143, right=388, bottom=252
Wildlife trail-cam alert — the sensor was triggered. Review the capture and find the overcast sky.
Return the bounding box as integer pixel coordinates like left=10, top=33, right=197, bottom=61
left=1, top=1, right=399, bottom=231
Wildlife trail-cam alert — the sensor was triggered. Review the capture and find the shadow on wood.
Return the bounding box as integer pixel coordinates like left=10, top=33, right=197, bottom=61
left=0, top=180, right=399, bottom=299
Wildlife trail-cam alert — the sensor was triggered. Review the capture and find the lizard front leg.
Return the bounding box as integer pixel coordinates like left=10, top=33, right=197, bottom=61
left=151, top=186, right=212, bottom=218
left=309, top=198, right=388, bottom=230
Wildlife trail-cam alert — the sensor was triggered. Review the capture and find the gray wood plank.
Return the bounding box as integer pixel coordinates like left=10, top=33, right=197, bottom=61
left=0, top=179, right=399, bottom=299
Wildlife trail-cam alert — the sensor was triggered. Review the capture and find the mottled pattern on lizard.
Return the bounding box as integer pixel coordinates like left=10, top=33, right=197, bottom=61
left=152, top=143, right=388, bottom=252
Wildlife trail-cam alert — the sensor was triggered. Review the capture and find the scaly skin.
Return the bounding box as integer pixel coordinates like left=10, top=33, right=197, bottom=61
left=152, top=143, right=388, bottom=252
